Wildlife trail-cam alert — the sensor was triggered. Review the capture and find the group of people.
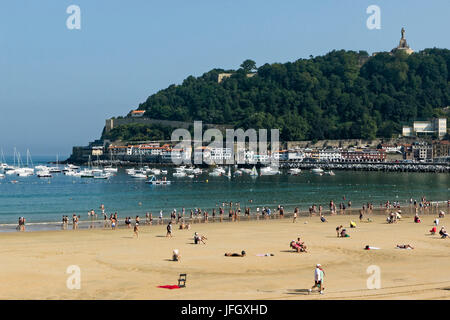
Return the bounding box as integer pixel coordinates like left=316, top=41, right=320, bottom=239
left=290, top=237, right=308, bottom=252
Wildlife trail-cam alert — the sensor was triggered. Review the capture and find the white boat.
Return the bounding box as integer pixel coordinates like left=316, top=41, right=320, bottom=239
left=208, top=168, right=222, bottom=176
left=187, top=174, right=194, bottom=178
left=288, top=168, right=302, bottom=175
left=193, top=168, right=202, bottom=175
left=161, top=170, right=168, bottom=175
left=80, top=169, right=95, bottom=178
left=131, top=173, right=147, bottom=179
left=0, top=173, right=5, bottom=179
left=241, top=168, right=252, bottom=174
left=260, top=166, right=280, bottom=176
left=146, top=175, right=171, bottom=185
left=324, top=170, right=335, bottom=176
left=250, top=166, right=258, bottom=176
left=173, top=170, right=186, bottom=177
left=151, top=168, right=161, bottom=175
left=104, top=167, right=118, bottom=173
left=184, top=166, right=195, bottom=173
left=94, top=173, right=110, bottom=179
left=311, top=168, right=324, bottom=175
left=226, top=166, right=231, bottom=178
left=37, top=171, right=52, bottom=178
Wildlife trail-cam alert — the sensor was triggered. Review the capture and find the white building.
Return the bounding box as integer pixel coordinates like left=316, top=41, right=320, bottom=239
left=402, top=118, right=447, bottom=139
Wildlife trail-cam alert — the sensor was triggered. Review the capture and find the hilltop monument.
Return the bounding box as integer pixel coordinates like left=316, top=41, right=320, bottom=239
left=391, top=27, right=414, bottom=55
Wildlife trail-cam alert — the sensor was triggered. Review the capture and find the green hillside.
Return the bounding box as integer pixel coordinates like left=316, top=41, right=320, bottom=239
left=103, top=49, right=450, bottom=142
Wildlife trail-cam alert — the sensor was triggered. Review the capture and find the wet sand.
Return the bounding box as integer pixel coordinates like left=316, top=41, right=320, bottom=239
left=0, top=212, right=449, bottom=299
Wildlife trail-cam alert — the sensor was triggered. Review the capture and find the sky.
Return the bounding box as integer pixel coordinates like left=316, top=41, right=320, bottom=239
left=1, top=0, right=449, bottom=157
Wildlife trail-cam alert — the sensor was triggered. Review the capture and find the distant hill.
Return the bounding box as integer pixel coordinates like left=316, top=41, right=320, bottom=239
left=103, top=49, right=450, bottom=142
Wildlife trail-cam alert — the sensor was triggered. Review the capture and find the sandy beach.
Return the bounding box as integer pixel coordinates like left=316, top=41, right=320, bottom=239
left=1, top=212, right=449, bottom=300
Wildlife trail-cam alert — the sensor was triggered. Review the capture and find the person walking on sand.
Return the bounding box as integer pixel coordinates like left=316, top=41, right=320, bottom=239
left=309, top=264, right=325, bottom=294
left=293, top=207, right=298, bottom=223
left=166, top=221, right=173, bottom=238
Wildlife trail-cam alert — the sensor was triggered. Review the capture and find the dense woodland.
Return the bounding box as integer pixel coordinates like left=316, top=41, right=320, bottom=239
left=103, top=49, right=450, bottom=142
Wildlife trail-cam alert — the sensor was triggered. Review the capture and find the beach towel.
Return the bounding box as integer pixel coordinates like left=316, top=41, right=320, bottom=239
left=157, top=285, right=181, bottom=289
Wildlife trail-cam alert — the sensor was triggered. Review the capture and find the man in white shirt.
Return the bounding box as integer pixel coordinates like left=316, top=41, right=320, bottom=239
left=309, top=264, right=325, bottom=294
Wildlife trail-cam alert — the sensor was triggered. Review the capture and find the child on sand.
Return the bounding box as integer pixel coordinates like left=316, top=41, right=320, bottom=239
left=336, top=225, right=343, bottom=237
left=172, top=249, right=181, bottom=261
left=430, top=226, right=437, bottom=235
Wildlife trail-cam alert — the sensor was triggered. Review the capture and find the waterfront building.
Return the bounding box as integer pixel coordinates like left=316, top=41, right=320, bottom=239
left=402, top=118, right=447, bottom=139
left=412, top=142, right=433, bottom=161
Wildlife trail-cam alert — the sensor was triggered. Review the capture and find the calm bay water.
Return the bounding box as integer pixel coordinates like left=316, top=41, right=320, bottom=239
left=0, top=157, right=449, bottom=231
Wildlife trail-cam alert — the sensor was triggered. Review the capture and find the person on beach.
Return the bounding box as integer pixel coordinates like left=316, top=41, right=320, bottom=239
left=430, top=226, right=437, bottom=235
left=172, top=249, right=181, bottom=261
left=159, top=210, right=163, bottom=224
left=18, top=217, right=25, bottom=232
left=350, top=221, right=356, bottom=228
left=359, top=210, right=363, bottom=221
left=396, top=244, right=414, bottom=249
left=194, top=232, right=207, bottom=244
left=340, top=228, right=350, bottom=237
left=439, top=211, right=445, bottom=218
left=320, top=215, right=327, bottom=223
left=166, top=221, right=173, bottom=237
left=336, top=225, right=343, bottom=237
left=111, top=217, right=116, bottom=230
left=309, top=264, right=325, bottom=294
left=414, top=213, right=421, bottom=223
left=224, top=250, right=246, bottom=257
left=134, top=223, right=139, bottom=238
left=72, top=214, right=78, bottom=230
left=293, top=208, right=298, bottom=223
left=439, top=227, right=449, bottom=239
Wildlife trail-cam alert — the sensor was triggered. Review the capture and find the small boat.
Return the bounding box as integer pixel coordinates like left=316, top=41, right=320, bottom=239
left=289, top=168, right=302, bottom=175
left=131, top=173, right=147, bottom=179
left=161, top=170, right=168, bottom=175
left=324, top=170, right=335, bottom=176
left=146, top=175, right=171, bottom=185
left=94, top=173, right=110, bottom=179
left=151, top=168, right=161, bottom=175
left=173, top=170, right=186, bottom=177
left=80, top=169, right=94, bottom=178
left=37, top=171, right=52, bottom=178
left=187, top=174, right=194, bottom=178
left=208, top=169, right=222, bottom=176
left=311, top=168, right=324, bottom=175
left=0, top=173, right=5, bottom=179
left=104, top=166, right=118, bottom=173
left=250, top=166, right=258, bottom=176
left=260, top=166, right=280, bottom=176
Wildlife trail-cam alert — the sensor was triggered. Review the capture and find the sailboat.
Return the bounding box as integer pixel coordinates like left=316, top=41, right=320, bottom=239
left=227, top=166, right=231, bottom=179
left=250, top=166, right=258, bottom=176
left=48, top=155, right=62, bottom=173
left=104, top=151, right=118, bottom=173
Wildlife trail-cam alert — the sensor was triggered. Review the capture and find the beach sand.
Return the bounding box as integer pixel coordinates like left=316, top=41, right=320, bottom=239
left=1, top=213, right=449, bottom=300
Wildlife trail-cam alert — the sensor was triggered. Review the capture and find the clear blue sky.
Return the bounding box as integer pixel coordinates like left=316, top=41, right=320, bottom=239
left=1, top=0, right=449, bottom=157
